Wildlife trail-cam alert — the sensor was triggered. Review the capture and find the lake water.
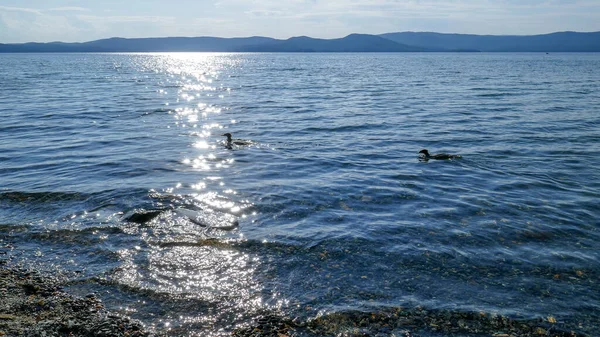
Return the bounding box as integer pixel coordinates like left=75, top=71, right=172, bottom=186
left=1, top=52, right=599, bottom=336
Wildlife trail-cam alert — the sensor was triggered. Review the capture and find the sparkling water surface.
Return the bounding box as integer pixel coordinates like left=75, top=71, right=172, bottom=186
left=1, top=53, right=599, bottom=336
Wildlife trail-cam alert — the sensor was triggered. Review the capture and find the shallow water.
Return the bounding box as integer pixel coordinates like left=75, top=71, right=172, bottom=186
left=1, top=52, right=599, bottom=335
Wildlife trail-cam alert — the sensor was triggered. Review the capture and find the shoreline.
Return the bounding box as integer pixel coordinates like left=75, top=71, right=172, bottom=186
left=1, top=261, right=591, bottom=336
left=1, top=230, right=593, bottom=336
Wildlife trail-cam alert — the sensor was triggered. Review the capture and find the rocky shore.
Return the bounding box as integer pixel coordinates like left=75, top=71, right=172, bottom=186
left=0, top=262, right=591, bottom=337
left=232, top=309, right=591, bottom=337
left=0, top=265, right=151, bottom=337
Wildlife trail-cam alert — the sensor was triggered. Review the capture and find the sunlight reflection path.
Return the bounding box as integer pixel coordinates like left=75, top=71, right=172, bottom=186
left=112, top=53, right=271, bottom=334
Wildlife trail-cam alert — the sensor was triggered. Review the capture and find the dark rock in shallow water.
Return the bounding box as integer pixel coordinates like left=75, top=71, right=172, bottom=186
left=124, top=210, right=163, bottom=224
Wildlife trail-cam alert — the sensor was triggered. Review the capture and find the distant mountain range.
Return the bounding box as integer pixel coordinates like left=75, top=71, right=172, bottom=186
left=1, top=31, right=599, bottom=53
left=380, top=31, right=600, bottom=52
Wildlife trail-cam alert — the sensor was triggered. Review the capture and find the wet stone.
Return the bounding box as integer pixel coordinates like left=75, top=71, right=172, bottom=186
left=232, top=307, right=591, bottom=337
left=0, top=266, right=153, bottom=337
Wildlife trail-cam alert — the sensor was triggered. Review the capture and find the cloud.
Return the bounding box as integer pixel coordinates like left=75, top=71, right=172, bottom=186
left=48, top=7, right=90, bottom=12
left=0, top=5, right=84, bottom=43
left=71, top=14, right=233, bottom=39
left=0, top=5, right=41, bottom=14
left=216, top=0, right=600, bottom=18
left=76, top=14, right=175, bottom=24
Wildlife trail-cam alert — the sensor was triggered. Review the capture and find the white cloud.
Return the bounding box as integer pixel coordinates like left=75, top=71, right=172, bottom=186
left=76, top=14, right=176, bottom=24
left=0, top=5, right=41, bottom=14
left=0, top=6, right=84, bottom=43
left=48, top=7, right=90, bottom=12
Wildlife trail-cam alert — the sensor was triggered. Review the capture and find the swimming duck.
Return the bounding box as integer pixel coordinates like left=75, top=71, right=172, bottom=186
left=221, top=133, right=253, bottom=149
left=419, top=149, right=461, bottom=160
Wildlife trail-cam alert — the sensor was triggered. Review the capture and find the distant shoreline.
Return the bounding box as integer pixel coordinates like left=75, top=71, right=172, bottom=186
left=1, top=31, right=599, bottom=53
left=4, top=51, right=600, bottom=54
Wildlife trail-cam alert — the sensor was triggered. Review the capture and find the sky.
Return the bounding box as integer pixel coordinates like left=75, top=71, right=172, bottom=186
left=1, top=0, right=599, bottom=43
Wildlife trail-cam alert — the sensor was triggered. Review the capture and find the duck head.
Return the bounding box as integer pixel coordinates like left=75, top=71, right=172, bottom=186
left=221, top=133, right=233, bottom=142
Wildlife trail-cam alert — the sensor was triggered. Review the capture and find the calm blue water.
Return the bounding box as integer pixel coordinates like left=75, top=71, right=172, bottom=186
left=1, top=53, right=599, bottom=336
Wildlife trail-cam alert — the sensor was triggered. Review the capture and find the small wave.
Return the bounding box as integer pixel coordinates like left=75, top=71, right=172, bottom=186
left=475, top=92, right=521, bottom=98
left=149, top=192, right=253, bottom=216
left=0, top=191, right=89, bottom=203
left=173, top=208, right=239, bottom=230
left=141, top=107, right=175, bottom=115
left=478, top=106, right=515, bottom=112
left=25, top=226, right=125, bottom=246
left=492, top=178, right=574, bottom=194
left=274, top=67, right=305, bottom=72
left=301, top=123, right=383, bottom=133
left=157, top=237, right=241, bottom=249
left=543, top=105, right=577, bottom=112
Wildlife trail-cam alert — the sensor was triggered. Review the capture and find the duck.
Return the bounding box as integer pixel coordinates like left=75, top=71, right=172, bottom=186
left=419, top=149, right=461, bottom=160
left=221, top=133, right=253, bottom=149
